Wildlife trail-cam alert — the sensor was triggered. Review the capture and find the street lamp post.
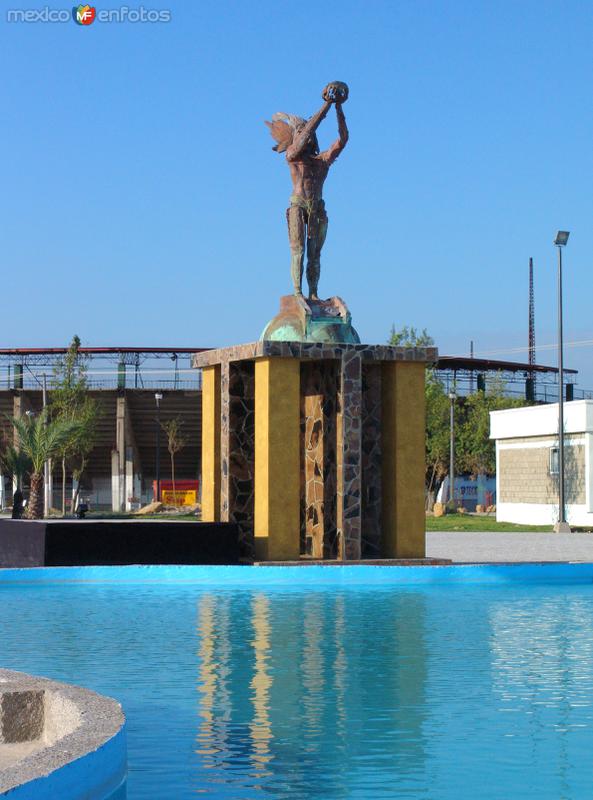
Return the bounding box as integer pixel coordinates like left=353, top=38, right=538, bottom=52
left=42, top=373, right=49, bottom=517
left=449, top=391, right=457, bottom=509
left=554, top=231, right=570, bottom=533
left=155, top=392, right=163, bottom=502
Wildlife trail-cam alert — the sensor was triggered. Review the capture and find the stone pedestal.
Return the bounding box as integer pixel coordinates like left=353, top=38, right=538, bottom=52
left=194, top=341, right=436, bottom=562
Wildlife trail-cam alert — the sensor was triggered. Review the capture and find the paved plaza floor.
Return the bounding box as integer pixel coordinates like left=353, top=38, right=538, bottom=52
left=426, top=531, right=593, bottom=563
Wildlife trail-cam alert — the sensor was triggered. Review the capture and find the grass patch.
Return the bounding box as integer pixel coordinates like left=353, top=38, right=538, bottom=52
left=426, top=514, right=553, bottom=532
left=69, top=512, right=201, bottom=522
left=132, top=514, right=200, bottom=521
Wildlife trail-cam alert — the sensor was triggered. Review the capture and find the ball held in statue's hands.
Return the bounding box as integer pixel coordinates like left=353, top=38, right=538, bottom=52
left=322, top=82, right=349, bottom=104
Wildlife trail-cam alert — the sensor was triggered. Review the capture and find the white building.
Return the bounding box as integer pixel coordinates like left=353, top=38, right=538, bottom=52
left=490, top=400, right=593, bottom=527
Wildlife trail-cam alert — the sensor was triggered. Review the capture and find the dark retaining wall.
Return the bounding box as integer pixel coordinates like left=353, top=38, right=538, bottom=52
left=0, top=520, right=240, bottom=567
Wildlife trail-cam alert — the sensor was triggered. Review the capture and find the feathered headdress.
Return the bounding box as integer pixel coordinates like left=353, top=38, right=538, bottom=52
left=265, top=112, right=307, bottom=153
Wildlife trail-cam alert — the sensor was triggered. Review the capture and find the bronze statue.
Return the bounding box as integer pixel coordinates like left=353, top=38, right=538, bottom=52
left=266, top=82, right=349, bottom=299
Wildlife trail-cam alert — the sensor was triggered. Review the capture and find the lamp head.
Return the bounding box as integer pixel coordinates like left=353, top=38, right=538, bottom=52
left=154, top=392, right=163, bottom=404
left=554, top=231, right=570, bottom=246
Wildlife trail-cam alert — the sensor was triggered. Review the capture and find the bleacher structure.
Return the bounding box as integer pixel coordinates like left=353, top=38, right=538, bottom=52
left=0, top=347, right=208, bottom=511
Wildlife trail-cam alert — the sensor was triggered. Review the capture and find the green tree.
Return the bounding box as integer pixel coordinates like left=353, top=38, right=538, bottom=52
left=10, top=410, right=80, bottom=519
left=68, top=399, right=100, bottom=512
left=425, top=369, right=451, bottom=493
left=161, top=417, right=187, bottom=505
left=388, top=325, right=435, bottom=347
left=51, top=336, right=100, bottom=514
left=457, top=385, right=527, bottom=477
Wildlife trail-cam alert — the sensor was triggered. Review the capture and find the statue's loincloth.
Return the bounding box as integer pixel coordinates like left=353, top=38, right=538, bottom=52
left=287, top=195, right=327, bottom=240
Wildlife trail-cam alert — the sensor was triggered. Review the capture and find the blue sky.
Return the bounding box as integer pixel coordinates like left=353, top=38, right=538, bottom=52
left=2, top=1, right=592, bottom=384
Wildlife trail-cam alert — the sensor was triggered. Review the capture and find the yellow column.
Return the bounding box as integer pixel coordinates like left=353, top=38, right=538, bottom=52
left=381, top=362, right=426, bottom=558
left=201, top=365, right=221, bottom=522
left=254, top=358, right=301, bottom=561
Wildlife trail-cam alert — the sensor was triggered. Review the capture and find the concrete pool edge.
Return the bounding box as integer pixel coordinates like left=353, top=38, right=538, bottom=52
left=0, top=669, right=126, bottom=800
left=0, top=562, right=593, bottom=585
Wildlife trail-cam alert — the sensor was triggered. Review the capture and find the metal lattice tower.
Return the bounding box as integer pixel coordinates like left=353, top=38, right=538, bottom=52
left=528, top=257, right=536, bottom=382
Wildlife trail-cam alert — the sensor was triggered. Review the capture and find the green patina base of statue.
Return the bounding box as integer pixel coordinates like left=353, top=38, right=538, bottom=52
left=261, top=294, right=360, bottom=344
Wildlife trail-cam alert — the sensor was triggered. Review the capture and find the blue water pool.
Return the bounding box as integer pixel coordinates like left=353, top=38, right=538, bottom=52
left=1, top=568, right=593, bottom=798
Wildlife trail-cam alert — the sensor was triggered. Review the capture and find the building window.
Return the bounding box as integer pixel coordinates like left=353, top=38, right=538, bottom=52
left=549, top=447, right=559, bottom=476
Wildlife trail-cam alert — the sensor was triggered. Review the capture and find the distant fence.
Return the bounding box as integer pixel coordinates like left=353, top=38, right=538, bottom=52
left=1, top=371, right=202, bottom=392
left=502, top=384, right=593, bottom=403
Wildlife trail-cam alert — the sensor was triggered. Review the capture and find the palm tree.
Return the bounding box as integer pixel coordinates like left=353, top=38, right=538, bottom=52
left=0, top=443, right=31, bottom=518
left=0, top=444, right=31, bottom=491
left=10, top=410, right=80, bottom=519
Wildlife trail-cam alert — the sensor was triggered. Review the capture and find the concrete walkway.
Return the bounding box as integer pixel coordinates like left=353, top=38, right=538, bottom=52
left=426, top=531, right=593, bottom=563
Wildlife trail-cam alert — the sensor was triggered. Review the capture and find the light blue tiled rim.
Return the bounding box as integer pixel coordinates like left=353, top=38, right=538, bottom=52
left=0, top=563, right=592, bottom=586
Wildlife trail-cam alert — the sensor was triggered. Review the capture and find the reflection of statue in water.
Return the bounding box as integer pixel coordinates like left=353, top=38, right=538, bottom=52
left=266, top=82, right=349, bottom=299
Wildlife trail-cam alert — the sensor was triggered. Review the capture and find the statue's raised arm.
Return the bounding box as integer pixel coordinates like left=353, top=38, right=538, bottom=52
left=319, top=102, right=349, bottom=165
left=285, top=101, right=332, bottom=162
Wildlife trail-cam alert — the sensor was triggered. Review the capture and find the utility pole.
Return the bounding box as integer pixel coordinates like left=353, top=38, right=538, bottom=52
left=449, top=391, right=456, bottom=509
left=42, top=373, right=49, bottom=518
left=528, top=257, right=536, bottom=371
left=554, top=232, right=570, bottom=532
left=527, top=257, right=536, bottom=401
